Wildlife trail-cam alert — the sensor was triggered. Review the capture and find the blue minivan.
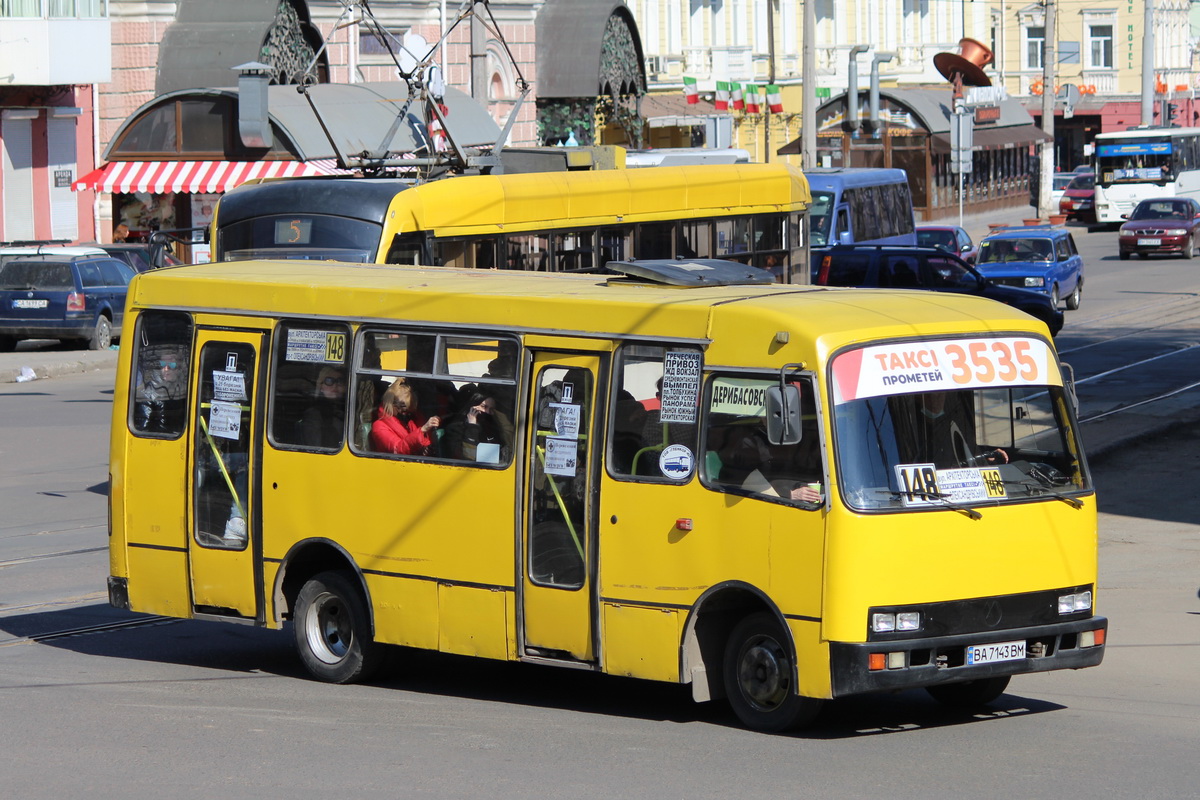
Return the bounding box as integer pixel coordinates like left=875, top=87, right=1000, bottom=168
left=0, top=254, right=137, bottom=350
left=975, top=227, right=1085, bottom=310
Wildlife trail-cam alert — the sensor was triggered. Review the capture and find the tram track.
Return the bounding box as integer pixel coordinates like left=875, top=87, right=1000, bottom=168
left=0, top=615, right=178, bottom=647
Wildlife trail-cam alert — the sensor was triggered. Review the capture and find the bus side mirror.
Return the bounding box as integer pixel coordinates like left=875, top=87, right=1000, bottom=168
left=766, top=384, right=802, bottom=445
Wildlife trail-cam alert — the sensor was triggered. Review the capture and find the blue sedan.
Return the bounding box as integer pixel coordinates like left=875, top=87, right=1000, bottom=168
left=975, top=227, right=1085, bottom=310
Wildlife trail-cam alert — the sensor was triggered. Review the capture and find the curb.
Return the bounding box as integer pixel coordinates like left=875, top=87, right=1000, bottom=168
left=0, top=352, right=119, bottom=384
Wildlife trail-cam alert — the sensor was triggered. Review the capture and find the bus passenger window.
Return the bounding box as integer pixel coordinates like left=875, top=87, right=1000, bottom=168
left=678, top=220, right=712, bottom=258
left=352, top=329, right=519, bottom=467
left=269, top=322, right=350, bottom=452
left=702, top=375, right=823, bottom=506
left=386, top=233, right=427, bottom=265
left=129, top=310, right=193, bottom=438
left=607, top=345, right=702, bottom=480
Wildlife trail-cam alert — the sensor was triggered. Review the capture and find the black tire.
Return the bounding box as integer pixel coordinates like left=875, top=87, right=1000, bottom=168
left=1119, top=251, right=1130, bottom=261
left=1065, top=279, right=1082, bottom=310
left=1049, top=284, right=1060, bottom=309
left=723, top=612, right=822, bottom=732
left=925, top=675, right=1011, bottom=708
left=1137, top=252, right=1149, bottom=260
left=1184, top=237, right=1195, bottom=260
left=0, top=335, right=16, bottom=353
left=88, top=315, right=112, bottom=351
left=293, top=570, right=382, bottom=684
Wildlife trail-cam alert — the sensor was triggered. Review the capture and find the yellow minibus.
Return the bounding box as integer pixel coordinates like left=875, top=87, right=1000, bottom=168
left=108, top=258, right=1105, bottom=731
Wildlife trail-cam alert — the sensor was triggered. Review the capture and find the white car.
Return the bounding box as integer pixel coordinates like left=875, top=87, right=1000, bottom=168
left=0, top=243, right=107, bottom=269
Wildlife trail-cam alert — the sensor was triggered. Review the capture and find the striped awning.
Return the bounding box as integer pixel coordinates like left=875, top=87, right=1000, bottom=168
left=71, top=159, right=342, bottom=194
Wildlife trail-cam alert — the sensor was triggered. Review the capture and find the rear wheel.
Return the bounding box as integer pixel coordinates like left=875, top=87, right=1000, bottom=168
left=88, top=316, right=112, bottom=351
left=925, top=675, right=1011, bottom=708
left=1065, top=279, right=1083, bottom=310
left=723, top=612, right=823, bottom=732
left=0, top=335, right=16, bottom=353
left=293, top=570, right=382, bottom=684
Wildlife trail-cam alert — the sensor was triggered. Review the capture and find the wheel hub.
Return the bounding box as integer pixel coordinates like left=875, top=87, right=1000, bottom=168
left=738, top=637, right=792, bottom=711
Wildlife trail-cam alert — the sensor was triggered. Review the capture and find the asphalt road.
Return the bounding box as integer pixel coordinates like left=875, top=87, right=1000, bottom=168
left=1, top=224, right=1198, bottom=796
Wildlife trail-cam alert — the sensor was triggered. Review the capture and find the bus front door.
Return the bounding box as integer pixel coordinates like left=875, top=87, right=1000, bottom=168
left=521, top=352, right=601, bottom=662
left=187, top=330, right=265, bottom=619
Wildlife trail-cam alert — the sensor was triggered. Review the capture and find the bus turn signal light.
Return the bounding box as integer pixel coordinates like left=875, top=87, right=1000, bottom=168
left=675, top=518, right=693, bottom=531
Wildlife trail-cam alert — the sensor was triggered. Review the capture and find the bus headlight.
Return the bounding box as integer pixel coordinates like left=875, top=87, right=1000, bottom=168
left=1024, top=277, right=1045, bottom=288
left=1058, top=590, right=1092, bottom=614
left=872, top=611, right=921, bottom=632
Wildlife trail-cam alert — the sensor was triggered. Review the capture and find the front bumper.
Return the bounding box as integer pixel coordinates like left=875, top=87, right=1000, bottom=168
left=829, top=615, right=1107, bottom=697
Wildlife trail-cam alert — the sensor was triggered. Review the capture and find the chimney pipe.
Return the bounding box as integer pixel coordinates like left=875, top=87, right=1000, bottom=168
left=234, top=62, right=273, bottom=149
left=868, top=52, right=895, bottom=135
left=846, top=45, right=870, bottom=130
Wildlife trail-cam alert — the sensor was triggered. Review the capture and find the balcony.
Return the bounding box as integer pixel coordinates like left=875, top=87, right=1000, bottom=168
left=0, top=2, right=111, bottom=86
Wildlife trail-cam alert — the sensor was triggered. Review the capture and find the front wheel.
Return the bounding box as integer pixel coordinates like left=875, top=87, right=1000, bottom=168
left=88, top=315, right=112, bottom=351
left=1184, top=236, right=1195, bottom=260
left=925, top=675, right=1011, bottom=708
left=293, top=570, right=382, bottom=684
left=1065, top=278, right=1082, bottom=310
left=723, top=612, right=823, bottom=732
left=1119, top=251, right=1130, bottom=261
left=1049, top=284, right=1060, bottom=309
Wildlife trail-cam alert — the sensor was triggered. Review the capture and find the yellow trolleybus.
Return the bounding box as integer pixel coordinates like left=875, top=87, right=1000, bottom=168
left=210, top=163, right=811, bottom=282
left=108, top=258, right=1106, bottom=731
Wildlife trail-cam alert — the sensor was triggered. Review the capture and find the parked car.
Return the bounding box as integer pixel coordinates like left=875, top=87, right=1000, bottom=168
left=916, top=225, right=979, bottom=263
left=81, top=241, right=182, bottom=272
left=1050, top=172, right=1075, bottom=210
left=1117, top=197, right=1200, bottom=260
left=975, top=227, right=1085, bottom=310
left=811, top=245, right=1064, bottom=336
left=0, top=243, right=107, bottom=269
left=1058, top=172, right=1096, bottom=222
left=0, top=254, right=137, bottom=351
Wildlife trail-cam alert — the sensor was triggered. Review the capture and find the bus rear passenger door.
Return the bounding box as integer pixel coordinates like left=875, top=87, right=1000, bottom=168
left=521, top=352, right=601, bottom=663
left=187, top=330, right=265, bottom=619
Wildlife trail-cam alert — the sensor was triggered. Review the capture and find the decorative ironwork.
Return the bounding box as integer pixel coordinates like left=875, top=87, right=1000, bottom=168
left=599, top=12, right=645, bottom=148
left=262, top=0, right=319, bottom=85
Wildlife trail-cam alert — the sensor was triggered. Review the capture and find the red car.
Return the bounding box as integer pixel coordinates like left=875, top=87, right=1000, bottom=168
left=1118, top=197, right=1200, bottom=260
left=1058, top=173, right=1095, bottom=222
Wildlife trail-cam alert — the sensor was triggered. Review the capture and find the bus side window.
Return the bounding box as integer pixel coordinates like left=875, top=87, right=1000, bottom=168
left=129, top=310, right=193, bottom=438
left=269, top=322, right=350, bottom=452
left=608, top=344, right=701, bottom=481
left=386, top=233, right=428, bottom=265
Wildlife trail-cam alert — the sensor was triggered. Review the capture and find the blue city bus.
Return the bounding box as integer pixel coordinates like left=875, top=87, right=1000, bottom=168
left=805, top=168, right=917, bottom=247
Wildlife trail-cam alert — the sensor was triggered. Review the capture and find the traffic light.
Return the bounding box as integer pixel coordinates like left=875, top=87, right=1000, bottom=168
left=1169, top=103, right=1180, bottom=124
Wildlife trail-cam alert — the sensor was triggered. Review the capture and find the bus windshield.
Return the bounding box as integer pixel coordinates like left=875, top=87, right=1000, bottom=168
left=219, top=214, right=383, bottom=262
left=830, top=338, right=1088, bottom=512
left=809, top=190, right=834, bottom=246
left=1096, top=140, right=1173, bottom=186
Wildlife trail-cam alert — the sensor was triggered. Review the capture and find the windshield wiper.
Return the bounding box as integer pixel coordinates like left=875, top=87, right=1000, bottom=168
left=1005, top=479, right=1084, bottom=509
left=882, top=489, right=983, bottom=520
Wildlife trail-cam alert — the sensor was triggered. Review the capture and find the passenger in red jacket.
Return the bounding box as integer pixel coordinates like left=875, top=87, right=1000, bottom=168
left=370, top=378, right=441, bottom=456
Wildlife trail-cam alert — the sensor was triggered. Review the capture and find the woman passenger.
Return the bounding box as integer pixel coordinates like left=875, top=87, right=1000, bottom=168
left=370, top=378, right=441, bottom=456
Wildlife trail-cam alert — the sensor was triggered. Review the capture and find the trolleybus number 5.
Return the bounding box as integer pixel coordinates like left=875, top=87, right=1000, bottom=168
left=944, top=341, right=1038, bottom=385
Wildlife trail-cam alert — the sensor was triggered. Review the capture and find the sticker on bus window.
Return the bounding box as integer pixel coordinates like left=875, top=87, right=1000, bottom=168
left=832, top=337, right=1061, bottom=404
left=286, top=329, right=345, bottom=363
left=549, top=402, right=580, bottom=439
left=544, top=438, right=578, bottom=477
left=710, top=377, right=770, bottom=416
left=660, top=351, right=701, bottom=424
left=212, top=371, right=246, bottom=402
left=208, top=400, right=242, bottom=440
left=659, top=444, right=695, bottom=480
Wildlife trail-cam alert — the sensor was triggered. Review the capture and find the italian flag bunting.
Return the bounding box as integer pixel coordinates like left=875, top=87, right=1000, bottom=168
left=683, top=76, right=698, bottom=105
left=744, top=84, right=761, bottom=114
left=731, top=82, right=744, bottom=111
left=767, top=84, right=783, bottom=113
left=715, top=81, right=731, bottom=111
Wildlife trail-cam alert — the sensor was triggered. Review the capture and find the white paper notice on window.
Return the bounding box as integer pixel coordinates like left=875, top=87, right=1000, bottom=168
left=549, top=402, right=581, bottom=439
left=544, top=437, right=578, bottom=477
left=660, top=350, right=701, bottom=424
left=208, top=400, right=242, bottom=440
left=212, top=371, right=246, bottom=402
